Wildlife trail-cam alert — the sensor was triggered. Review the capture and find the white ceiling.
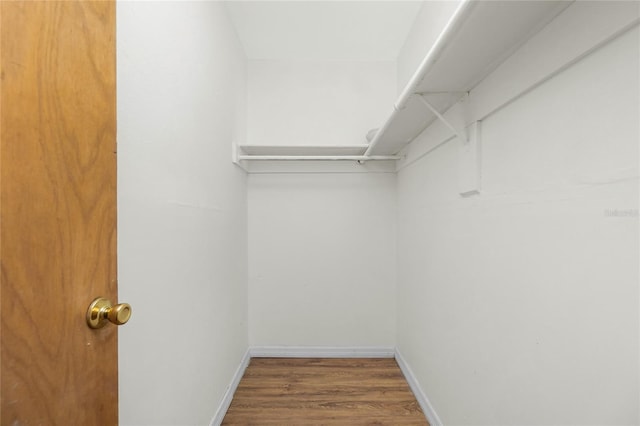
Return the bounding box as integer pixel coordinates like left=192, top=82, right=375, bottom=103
left=224, top=1, right=424, bottom=61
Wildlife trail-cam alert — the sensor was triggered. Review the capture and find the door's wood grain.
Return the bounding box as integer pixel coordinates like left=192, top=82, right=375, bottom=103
left=223, top=358, right=429, bottom=425
left=1, top=1, right=117, bottom=424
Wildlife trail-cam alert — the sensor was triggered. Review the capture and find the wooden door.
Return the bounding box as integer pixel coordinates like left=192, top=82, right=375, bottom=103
left=0, top=1, right=118, bottom=424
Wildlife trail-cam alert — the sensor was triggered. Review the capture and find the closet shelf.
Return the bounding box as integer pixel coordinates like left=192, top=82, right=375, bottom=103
left=236, top=144, right=401, bottom=161
left=365, top=0, right=572, bottom=156
left=234, top=0, right=571, bottom=165
left=238, top=145, right=368, bottom=156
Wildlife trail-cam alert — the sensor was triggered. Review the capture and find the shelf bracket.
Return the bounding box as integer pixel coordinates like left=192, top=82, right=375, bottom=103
left=458, top=121, right=481, bottom=197
left=417, top=93, right=468, bottom=143
left=231, top=140, right=249, bottom=172
left=416, top=94, right=480, bottom=196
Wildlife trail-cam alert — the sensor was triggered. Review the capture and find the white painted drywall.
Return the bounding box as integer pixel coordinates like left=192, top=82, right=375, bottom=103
left=397, top=9, right=639, bottom=426
left=117, top=2, right=248, bottom=425
left=225, top=1, right=422, bottom=62
left=247, top=60, right=395, bottom=146
left=395, top=1, right=462, bottom=93
left=248, top=173, right=396, bottom=347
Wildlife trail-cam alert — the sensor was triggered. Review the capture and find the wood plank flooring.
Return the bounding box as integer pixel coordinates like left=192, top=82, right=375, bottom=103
left=222, top=358, right=429, bottom=425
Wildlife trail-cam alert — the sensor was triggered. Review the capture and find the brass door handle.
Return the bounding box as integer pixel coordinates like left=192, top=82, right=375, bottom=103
left=86, top=297, right=132, bottom=329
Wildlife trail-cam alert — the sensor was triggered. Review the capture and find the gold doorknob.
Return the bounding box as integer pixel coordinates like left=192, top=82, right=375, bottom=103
left=86, top=297, right=132, bottom=329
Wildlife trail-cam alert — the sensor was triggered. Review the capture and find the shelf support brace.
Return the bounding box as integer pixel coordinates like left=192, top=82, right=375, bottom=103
left=231, top=140, right=249, bottom=172
left=458, top=121, right=481, bottom=197
left=417, top=94, right=468, bottom=143
left=416, top=93, right=480, bottom=196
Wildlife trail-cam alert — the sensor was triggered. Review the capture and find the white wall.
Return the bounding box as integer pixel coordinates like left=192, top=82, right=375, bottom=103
left=245, top=58, right=398, bottom=343
left=248, top=173, right=396, bottom=348
left=247, top=61, right=395, bottom=146
left=114, top=1, right=638, bottom=424
left=117, top=2, right=248, bottom=425
left=397, top=6, right=639, bottom=425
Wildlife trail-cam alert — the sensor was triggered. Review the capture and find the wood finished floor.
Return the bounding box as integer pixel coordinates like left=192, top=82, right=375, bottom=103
left=222, top=358, right=429, bottom=425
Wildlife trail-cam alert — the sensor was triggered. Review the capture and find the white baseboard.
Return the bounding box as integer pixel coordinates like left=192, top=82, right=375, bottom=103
left=209, top=348, right=251, bottom=426
left=249, top=345, right=395, bottom=358
left=394, top=348, right=442, bottom=426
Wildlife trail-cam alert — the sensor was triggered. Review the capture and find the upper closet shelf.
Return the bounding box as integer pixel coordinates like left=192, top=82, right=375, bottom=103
left=235, top=0, right=572, bottom=164
left=236, top=144, right=400, bottom=161
left=365, top=0, right=572, bottom=156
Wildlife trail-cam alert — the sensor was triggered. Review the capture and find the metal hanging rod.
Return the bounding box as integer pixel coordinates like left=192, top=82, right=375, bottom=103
left=237, top=155, right=402, bottom=161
